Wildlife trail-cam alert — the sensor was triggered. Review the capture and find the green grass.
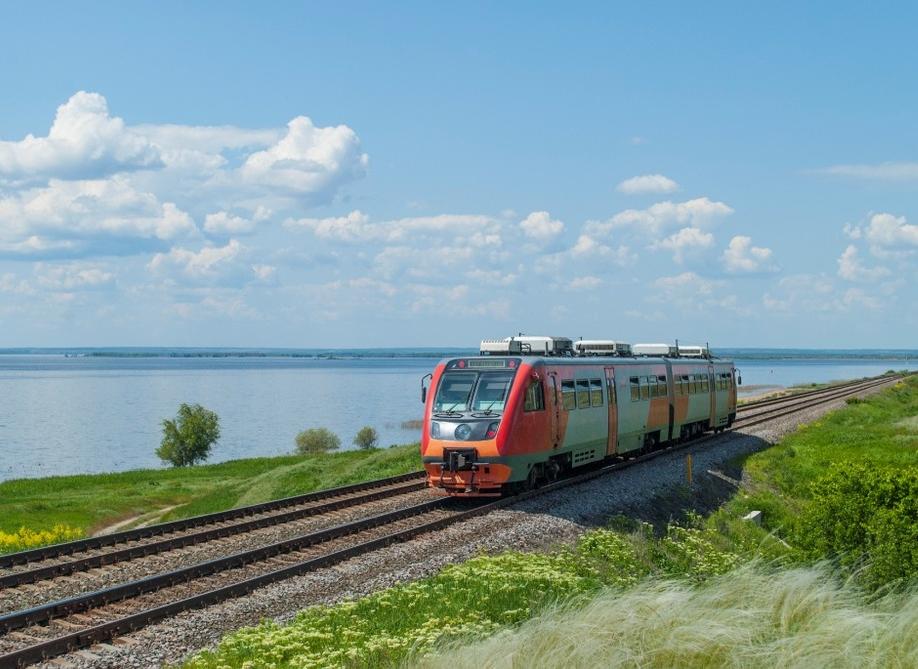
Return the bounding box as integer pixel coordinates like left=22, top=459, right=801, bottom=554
left=0, top=444, right=422, bottom=547
left=182, top=375, right=918, bottom=669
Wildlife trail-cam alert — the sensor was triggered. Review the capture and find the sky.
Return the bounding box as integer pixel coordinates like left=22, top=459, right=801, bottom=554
left=0, top=2, right=916, bottom=349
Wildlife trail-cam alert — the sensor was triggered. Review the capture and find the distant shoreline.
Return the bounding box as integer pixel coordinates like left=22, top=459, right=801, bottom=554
left=0, top=347, right=915, bottom=361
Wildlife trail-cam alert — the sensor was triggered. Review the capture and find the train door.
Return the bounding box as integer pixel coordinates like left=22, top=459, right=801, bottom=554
left=708, top=363, right=716, bottom=428
left=548, top=372, right=561, bottom=448
left=604, top=367, right=617, bottom=456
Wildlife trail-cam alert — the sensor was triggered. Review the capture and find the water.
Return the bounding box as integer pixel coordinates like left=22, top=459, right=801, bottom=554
left=0, top=353, right=914, bottom=482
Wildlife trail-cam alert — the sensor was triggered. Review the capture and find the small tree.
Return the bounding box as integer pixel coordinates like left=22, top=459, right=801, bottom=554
left=295, top=427, right=341, bottom=455
left=353, top=426, right=379, bottom=450
left=156, top=403, right=220, bottom=467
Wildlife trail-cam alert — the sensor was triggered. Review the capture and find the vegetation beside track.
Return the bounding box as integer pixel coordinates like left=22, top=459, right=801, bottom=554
left=0, top=444, right=421, bottom=552
left=185, top=375, right=918, bottom=669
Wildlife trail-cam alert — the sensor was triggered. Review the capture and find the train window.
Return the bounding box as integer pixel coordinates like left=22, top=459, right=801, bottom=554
left=524, top=381, right=544, bottom=411
left=576, top=379, right=591, bottom=408
left=640, top=378, right=650, bottom=400
left=701, top=376, right=709, bottom=392
left=590, top=378, right=603, bottom=406
left=433, top=372, right=477, bottom=412
left=630, top=376, right=640, bottom=401
left=561, top=380, right=576, bottom=410
left=471, top=371, right=516, bottom=411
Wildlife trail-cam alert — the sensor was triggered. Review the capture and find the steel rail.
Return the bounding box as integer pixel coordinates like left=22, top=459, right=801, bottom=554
left=737, top=375, right=891, bottom=410
left=0, top=479, right=426, bottom=589
left=0, top=471, right=426, bottom=569
left=0, top=373, right=902, bottom=669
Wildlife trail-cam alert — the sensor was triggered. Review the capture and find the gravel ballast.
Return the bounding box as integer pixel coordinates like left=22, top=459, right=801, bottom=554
left=34, top=380, right=897, bottom=669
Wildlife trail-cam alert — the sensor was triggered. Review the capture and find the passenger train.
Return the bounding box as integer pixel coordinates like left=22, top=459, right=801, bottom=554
left=420, top=336, right=738, bottom=496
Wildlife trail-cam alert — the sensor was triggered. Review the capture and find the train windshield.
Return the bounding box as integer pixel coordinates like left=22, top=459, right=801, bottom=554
left=433, top=370, right=516, bottom=414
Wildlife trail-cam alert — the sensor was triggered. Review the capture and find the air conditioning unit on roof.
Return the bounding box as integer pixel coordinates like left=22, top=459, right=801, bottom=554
left=574, top=340, right=632, bottom=356
left=632, top=343, right=678, bottom=357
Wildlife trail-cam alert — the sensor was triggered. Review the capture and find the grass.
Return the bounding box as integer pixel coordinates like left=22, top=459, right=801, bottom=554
left=416, top=563, right=918, bottom=669
left=0, top=444, right=421, bottom=549
left=182, top=374, right=918, bottom=669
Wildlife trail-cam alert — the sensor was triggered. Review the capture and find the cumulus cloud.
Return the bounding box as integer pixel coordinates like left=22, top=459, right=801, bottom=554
left=0, top=92, right=370, bottom=259
left=0, top=177, right=195, bottom=257
left=148, top=239, right=262, bottom=285
left=0, top=92, right=161, bottom=182
left=240, top=116, right=368, bottom=198
left=587, top=197, right=734, bottom=237
left=651, top=226, right=714, bottom=263
left=285, top=211, right=501, bottom=245
left=616, top=174, right=679, bottom=195
left=519, top=211, right=564, bottom=241
left=34, top=262, right=115, bottom=290
left=722, top=236, right=776, bottom=273
left=837, top=245, right=890, bottom=282
left=569, top=276, right=603, bottom=289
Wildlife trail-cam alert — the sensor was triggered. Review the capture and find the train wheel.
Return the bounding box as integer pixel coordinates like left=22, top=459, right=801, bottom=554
left=526, top=466, right=540, bottom=491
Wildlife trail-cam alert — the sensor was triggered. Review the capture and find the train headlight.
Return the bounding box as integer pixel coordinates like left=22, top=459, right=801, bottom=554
left=485, top=422, right=499, bottom=439
left=454, top=423, right=472, bottom=440
left=430, top=421, right=441, bottom=438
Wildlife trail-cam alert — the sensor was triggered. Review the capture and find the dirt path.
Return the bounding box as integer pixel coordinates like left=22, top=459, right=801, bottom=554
left=92, top=504, right=185, bottom=536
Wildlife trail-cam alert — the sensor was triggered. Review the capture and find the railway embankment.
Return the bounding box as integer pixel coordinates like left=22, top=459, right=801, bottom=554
left=63, top=374, right=909, bottom=669
left=0, top=444, right=421, bottom=554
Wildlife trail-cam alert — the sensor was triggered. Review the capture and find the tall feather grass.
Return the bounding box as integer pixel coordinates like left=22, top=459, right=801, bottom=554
left=413, top=562, right=918, bottom=669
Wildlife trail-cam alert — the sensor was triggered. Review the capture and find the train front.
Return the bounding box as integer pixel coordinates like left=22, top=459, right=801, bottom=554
left=420, top=357, right=523, bottom=496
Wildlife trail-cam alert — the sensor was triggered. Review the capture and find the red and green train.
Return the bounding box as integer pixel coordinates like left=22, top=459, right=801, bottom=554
left=420, top=340, right=737, bottom=496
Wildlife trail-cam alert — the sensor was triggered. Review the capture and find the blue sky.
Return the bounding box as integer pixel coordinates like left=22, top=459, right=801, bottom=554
left=1, top=2, right=916, bottom=348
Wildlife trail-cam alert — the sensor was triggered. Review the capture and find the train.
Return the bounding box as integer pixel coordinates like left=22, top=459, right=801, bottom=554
left=420, top=336, right=739, bottom=496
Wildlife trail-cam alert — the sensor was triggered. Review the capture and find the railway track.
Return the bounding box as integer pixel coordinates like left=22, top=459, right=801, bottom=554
left=0, top=372, right=904, bottom=668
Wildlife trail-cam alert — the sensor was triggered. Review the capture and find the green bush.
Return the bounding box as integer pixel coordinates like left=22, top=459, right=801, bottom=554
left=156, top=403, right=220, bottom=467
left=353, top=426, right=379, bottom=450
left=797, top=463, right=918, bottom=587
left=295, top=428, right=341, bottom=455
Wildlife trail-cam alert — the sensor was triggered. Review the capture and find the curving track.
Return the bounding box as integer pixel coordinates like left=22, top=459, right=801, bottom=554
left=0, top=372, right=905, bottom=668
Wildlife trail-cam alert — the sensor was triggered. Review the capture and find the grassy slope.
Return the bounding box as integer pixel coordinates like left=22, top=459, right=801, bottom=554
left=0, top=444, right=422, bottom=539
left=714, top=376, right=917, bottom=536
left=184, top=375, right=918, bottom=669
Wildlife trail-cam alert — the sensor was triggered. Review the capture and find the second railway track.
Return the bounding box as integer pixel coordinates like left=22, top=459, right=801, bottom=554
left=0, top=372, right=905, bottom=668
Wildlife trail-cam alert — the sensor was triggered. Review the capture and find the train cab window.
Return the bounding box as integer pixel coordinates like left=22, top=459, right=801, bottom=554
left=576, top=379, right=591, bottom=408
left=524, top=380, right=544, bottom=411
left=433, top=372, right=476, bottom=412
left=630, top=377, right=640, bottom=401
left=471, top=372, right=516, bottom=411
left=561, top=380, right=576, bottom=410
left=590, top=378, right=603, bottom=406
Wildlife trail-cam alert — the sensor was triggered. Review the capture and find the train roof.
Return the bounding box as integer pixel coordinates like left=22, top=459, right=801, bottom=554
left=437, top=355, right=734, bottom=368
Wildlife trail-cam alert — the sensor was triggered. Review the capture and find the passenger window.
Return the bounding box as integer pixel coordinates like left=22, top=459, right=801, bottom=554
left=702, top=377, right=709, bottom=392
left=524, top=381, right=544, bottom=411
left=590, top=378, right=603, bottom=406
left=640, top=377, right=650, bottom=400
left=576, top=379, right=591, bottom=408
left=561, top=380, right=576, bottom=411
left=630, top=376, right=640, bottom=401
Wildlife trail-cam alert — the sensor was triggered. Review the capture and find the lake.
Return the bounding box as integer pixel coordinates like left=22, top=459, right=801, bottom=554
left=0, top=353, right=914, bottom=481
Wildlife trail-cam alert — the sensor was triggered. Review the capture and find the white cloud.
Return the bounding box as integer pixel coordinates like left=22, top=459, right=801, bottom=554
left=240, top=116, right=368, bottom=197
left=519, top=211, right=564, bottom=241
left=616, top=174, right=679, bottom=195
left=251, top=263, right=277, bottom=281
left=203, top=207, right=270, bottom=235
left=588, top=197, right=734, bottom=237
left=652, top=226, right=714, bottom=263
left=149, top=239, right=246, bottom=281
left=0, top=177, right=195, bottom=257
left=34, top=262, right=115, bottom=290
left=837, top=245, right=890, bottom=282
left=722, top=236, right=776, bottom=273
left=0, top=92, right=161, bottom=181
left=819, top=162, right=918, bottom=181
left=862, top=213, right=918, bottom=248
left=286, top=211, right=501, bottom=245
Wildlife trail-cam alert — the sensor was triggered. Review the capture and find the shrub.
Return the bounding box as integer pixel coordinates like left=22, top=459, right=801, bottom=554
left=156, top=403, right=220, bottom=467
left=797, top=463, right=918, bottom=587
left=353, top=426, right=379, bottom=450
left=295, top=428, right=341, bottom=455
left=0, top=525, right=83, bottom=554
